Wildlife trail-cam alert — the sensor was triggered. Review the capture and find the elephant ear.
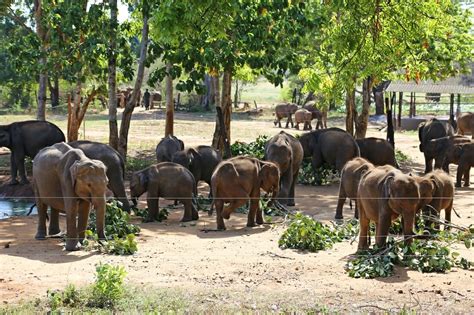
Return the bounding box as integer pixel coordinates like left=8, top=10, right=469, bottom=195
left=178, top=139, right=185, bottom=150
left=138, top=171, right=149, bottom=190
left=187, top=148, right=200, bottom=167
left=69, top=160, right=82, bottom=190
left=382, top=175, right=395, bottom=200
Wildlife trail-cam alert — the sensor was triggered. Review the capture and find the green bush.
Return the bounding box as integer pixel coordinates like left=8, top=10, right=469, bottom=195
left=297, top=160, right=340, bottom=186
left=47, top=284, right=82, bottom=311
left=395, top=149, right=411, bottom=164
left=230, top=135, right=268, bottom=159
left=133, top=207, right=169, bottom=222
left=89, top=264, right=127, bottom=308
left=126, top=156, right=154, bottom=173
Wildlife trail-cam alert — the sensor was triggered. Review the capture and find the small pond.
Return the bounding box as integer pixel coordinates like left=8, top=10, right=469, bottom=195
left=0, top=199, right=36, bottom=219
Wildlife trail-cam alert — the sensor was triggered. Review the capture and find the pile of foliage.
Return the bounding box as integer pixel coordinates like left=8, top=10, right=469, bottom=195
left=86, top=201, right=140, bottom=255
left=297, top=160, right=340, bottom=186
left=133, top=207, right=169, bottom=222
left=395, top=149, right=411, bottom=164
left=47, top=264, right=127, bottom=311
left=230, top=135, right=268, bottom=159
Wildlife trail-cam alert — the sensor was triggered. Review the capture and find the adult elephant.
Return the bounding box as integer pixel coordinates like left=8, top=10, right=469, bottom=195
left=33, top=142, right=108, bottom=251
left=418, top=118, right=454, bottom=173
left=423, top=135, right=472, bottom=172
left=299, top=128, right=360, bottom=183
left=156, top=135, right=184, bottom=162
left=210, top=157, right=280, bottom=230
left=356, top=137, right=398, bottom=167
left=455, top=142, right=474, bottom=187
left=273, top=103, right=298, bottom=128
left=304, top=101, right=327, bottom=129
left=0, top=120, right=65, bottom=185
left=171, top=145, right=221, bottom=191
left=456, top=112, right=474, bottom=138
left=69, top=140, right=130, bottom=213
left=264, top=131, right=303, bottom=206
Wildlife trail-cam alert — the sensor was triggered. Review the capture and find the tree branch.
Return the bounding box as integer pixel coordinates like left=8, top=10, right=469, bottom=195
left=7, top=8, right=35, bottom=34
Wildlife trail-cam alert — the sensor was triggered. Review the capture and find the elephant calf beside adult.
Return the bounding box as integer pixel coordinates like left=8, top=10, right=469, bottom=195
left=0, top=120, right=65, bottom=185
left=418, top=118, right=454, bottom=173
left=69, top=140, right=131, bottom=212
left=264, top=131, right=303, bottom=206
left=156, top=135, right=184, bottom=162
left=423, top=135, right=472, bottom=173
left=356, top=137, right=398, bottom=167
left=33, top=142, right=109, bottom=251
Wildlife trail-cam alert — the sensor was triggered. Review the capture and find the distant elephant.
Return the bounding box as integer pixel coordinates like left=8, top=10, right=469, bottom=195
left=455, top=142, right=474, bottom=187
left=130, top=162, right=198, bottom=222
left=357, top=165, right=434, bottom=250
left=418, top=118, right=454, bottom=173
left=456, top=112, right=474, bottom=138
left=156, top=135, right=184, bottom=162
left=171, top=145, right=221, bottom=191
left=0, top=120, right=65, bottom=185
left=419, top=170, right=454, bottom=230
left=264, top=131, right=303, bottom=206
left=356, top=137, right=398, bottom=167
left=424, top=136, right=472, bottom=173
left=294, top=109, right=313, bottom=130
left=335, top=157, right=374, bottom=220
left=69, top=140, right=130, bottom=213
left=299, top=128, right=360, bottom=183
left=273, top=103, right=298, bottom=128
left=304, top=101, right=327, bottom=129
left=210, top=157, right=280, bottom=230
left=33, top=142, right=108, bottom=251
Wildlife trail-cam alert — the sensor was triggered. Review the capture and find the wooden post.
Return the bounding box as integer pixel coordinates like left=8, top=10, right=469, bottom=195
left=398, top=92, right=402, bottom=128
left=67, top=93, right=72, bottom=138
left=449, top=93, right=455, bottom=128
left=409, top=92, right=413, bottom=118
left=456, top=94, right=461, bottom=116
left=386, top=94, right=395, bottom=147
left=413, top=93, right=416, bottom=116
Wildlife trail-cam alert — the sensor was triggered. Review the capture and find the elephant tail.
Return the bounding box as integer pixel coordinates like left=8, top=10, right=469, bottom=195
left=27, top=203, right=36, bottom=216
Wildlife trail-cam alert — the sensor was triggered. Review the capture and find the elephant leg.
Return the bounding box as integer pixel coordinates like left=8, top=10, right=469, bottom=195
left=181, top=199, right=197, bottom=222
left=110, top=178, right=130, bottom=213
left=14, top=150, right=29, bottom=185
left=424, top=155, right=433, bottom=174
left=288, top=170, right=298, bottom=207
left=222, top=198, right=247, bottom=219
left=278, top=119, right=282, bottom=128
left=357, top=203, right=370, bottom=251
left=255, top=198, right=264, bottom=226
left=77, top=201, right=91, bottom=241
left=375, top=209, right=392, bottom=248
left=354, top=200, right=359, bottom=219
left=285, top=116, right=290, bottom=128
left=444, top=200, right=453, bottom=230
left=146, top=194, right=159, bottom=223
left=402, top=211, right=415, bottom=246
left=455, top=164, right=464, bottom=187
left=335, top=184, right=346, bottom=220
left=48, top=208, right=61, bottom=236
left=9, top=153, right=19, bottom=185
left=65, top=200, right=80, bottom=251
left=35, top=201, right=48, bottom=240
left=247, top=192, right=260, bottom=227
left=463, top=167, right=470, bottom=187
left=215, top=199, right=226, bottom=230
left=311, top=152, right=323, bottom=185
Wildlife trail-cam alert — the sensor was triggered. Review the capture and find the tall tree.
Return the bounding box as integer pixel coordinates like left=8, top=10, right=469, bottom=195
left=108, top=0, right=119, bottom=150
left=34, top=0, right=48, bottom=121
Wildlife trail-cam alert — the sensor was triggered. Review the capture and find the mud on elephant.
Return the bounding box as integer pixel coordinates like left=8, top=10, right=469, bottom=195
left=130, top=162, right=198, bottom=222
left=210, top=157, right=280, bottom=230
left=0, top=120, right=65, bottom=185
left=33, top=142, right=108, bottom=251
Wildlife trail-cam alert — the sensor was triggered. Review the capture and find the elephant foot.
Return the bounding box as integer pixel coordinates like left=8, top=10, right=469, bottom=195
left=19, top=178, right=30, bottom=185
left=48, top=227, right=61, bottom=236
left=217, top=224, right=227, bottom=231
left=455, top=182, right=461, bottom=188
left=246, top=222, right=256, bottom=228
left=463, top=183, right=470, bottom=187
left=222, top=212, right=231, bottom=220
left=192, top=212, right=199, bottom=221
left=287, top=201, right=295, bottom=207
left=8, top=179, right=19, bottom=186
left=65, top=240, right=81, bottom=251
left=144, top=216, right=155, bottom=223
left=256, top=218, right=264, bottom=225
left=48, top=231, right=65, bottom=238
left=180, top=216, right=194, bottom=222
left=35, top=232, right=47, bottom=240
left=334, top=214, right=343, bottom=220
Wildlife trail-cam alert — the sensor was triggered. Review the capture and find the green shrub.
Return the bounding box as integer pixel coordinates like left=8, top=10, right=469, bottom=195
left=133, top=207, right=169, bottom=222
left=346, top=243, right=398, bottom=279
left=230, top=135, right=268, bottom=159
left=89, top=264, right=127, bottom=308
left=395, top=149, right=411, bottom=164
left=102, top=234, right=138, bottom=255
left=297, top=160, right=340, bottom=186
left=47, top=284, right=82, bottom=311
left=126, top=156, right=154, bottom=173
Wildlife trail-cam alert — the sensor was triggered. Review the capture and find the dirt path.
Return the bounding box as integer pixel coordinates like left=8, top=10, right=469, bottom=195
left=0, top=117, right=473, bottom=312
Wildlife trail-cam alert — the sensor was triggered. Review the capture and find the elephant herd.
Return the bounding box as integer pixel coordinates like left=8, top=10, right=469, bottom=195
left=0, top=114, right=473, bottom=251
left=273, top=101, right=327, bottom=130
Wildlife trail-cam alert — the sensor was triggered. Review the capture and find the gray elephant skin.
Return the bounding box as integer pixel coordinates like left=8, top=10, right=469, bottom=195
left=456, top=142, right=474, bottom=187
left=69, top=140, right=130, bottom=212
left=299, top=128, right=360, bottom=183
left=33, top=142, right=109, bottom=251
left=156, top=135, right=184, bottom=162
left=424, top=135, right=472, bottom=173
left=0, top=120, right=65, bottom=185
left=130, top=162, right=198, bottom=222
left=273, top=103, right=298, bottom=128
left=418, top=118, right=454, bottom=173
left=210, top=156, right=280, bottom=230
left=264, top=131, right=303, bottom=206
left=356, top=137, right=398, bottom=167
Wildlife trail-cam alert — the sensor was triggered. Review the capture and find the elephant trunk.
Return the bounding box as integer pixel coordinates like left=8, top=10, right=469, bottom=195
left=131, top=197, right=138, bottom=207
left=92, top=197, right=107, bottom=240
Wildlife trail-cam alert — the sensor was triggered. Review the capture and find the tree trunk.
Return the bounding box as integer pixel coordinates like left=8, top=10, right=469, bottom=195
left=386, top=95, right=395, bottom=147
left=165, top=62, right=174, bottom=136
left=48, top=76, right=59, bottom=108
left=234, top=79, right=239, bottom=108
left=34, top=0, right=47, bottom=121
left=345, top=87, right=355, bottom=137
left=117, top=9, right=148, bottom=159
left=398, top=92, right=402, bottom=128
left=355, top=76, right=373, bottom=139
left=211, top=73, right=220, bottom=108
left=108, top=0, right=119, bottom=150
left=202, top=74, right=211, bottom=110
left=212, top=70, right=232, bottom=157
left=67, top=80, right=98, bottom=141
left=374, top=91, right=384, bottom=115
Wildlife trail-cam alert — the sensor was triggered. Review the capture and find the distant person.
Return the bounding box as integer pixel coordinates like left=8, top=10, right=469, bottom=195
left=143, top=89, right=150, bottom=110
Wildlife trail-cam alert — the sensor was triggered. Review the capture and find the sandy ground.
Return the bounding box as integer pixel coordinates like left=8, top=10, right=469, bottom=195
left=0, top=111, right=473, bottom=312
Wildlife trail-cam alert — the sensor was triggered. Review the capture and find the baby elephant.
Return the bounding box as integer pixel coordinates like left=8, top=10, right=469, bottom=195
left=294, top=109, right=313, bottom=130
left=456, top=142, right=474, bottom=187
left=335, top=157, right=374, bottom=220
left=130, top=162, right=198, bottom=222
left=210, top=157, right=280, bottom=230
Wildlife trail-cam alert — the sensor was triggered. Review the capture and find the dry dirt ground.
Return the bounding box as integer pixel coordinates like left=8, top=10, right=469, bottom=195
left=0, top=109, right=473, bottom=312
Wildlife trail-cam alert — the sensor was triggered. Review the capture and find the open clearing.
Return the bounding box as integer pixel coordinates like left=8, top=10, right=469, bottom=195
left=0, top=108, right=473, bottom=312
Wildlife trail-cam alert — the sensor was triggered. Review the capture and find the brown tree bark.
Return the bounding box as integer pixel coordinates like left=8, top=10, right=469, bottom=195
left=212, top=70, right=232, bottom=157
left=117, top=9, right=148, bottom=159
left=67, top=81, right=98, bottom=141
left=355, top=76, right=373, bottom=139
left=345, top=87, right=356, bottom=137
left=48, top=76, right=59, bottom=108
left=165, top=62, right=174, bottom=136
left=108, top=0, right=119, bottom=150
left=34, top=0, right=47, bottom=121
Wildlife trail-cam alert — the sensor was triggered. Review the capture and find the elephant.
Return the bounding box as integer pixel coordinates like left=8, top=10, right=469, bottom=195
left=357, top=165, right=434, bottom=250
left=355, top=137, right=398, bottom=167
left=456, top=112, right=474, bottom=138
left=455, top=142, right=474, bottom=187
left=171, top=145, right=221, bottom=194
left=419, top=170, right=454, bottom=230
left=335, top=157, right=374, bottom=220
left=304, top=101, right=327, bottom=129
left=209, top=156, right=280, bottom=230
left=32, top=142, right=108, bottom=251
left=294, top=109, right=313, bottom=130
left=273, top=103, right=298, bottom=128
left=303, top=103, right=323, bottom=129
left=418, top=118, right=454, bottom=173
left=0, top=120, right=65, bottom=185
left=130, top=162, right=198, bottom=222
left=69, top=140, right=130, bottom=213
left=423, top=136, right=472, bottom=173
left=264, top=131, right=303, bottom=206
left=156, top=135, right=184, bottom=162
left=299, top=128, right=360, bottom=183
